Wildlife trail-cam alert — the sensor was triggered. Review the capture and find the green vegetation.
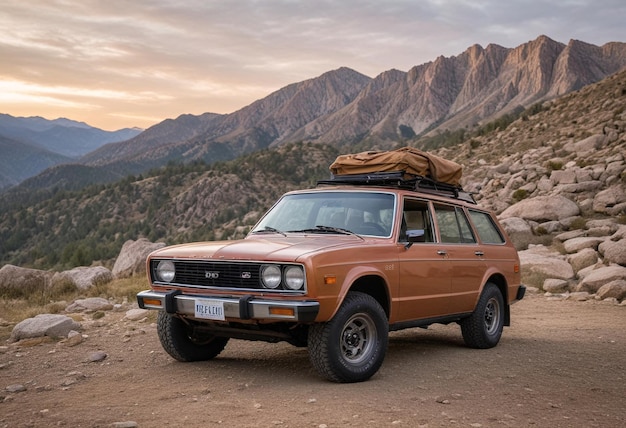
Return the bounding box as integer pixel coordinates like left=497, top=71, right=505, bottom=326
left=0, top=142, right=339, bottom=271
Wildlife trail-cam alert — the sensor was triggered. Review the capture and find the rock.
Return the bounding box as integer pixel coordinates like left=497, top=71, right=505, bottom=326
left=542, top=278, right=570, bottom=293
left=63, top=330, right=83, bottom=347
left=88, top=351, right=108, bottom=362
left=572, top=134, right=608, bottom=153
left=567, top=248, right=599, bottom=273
left=599, top=240, right=626, bottom=266
left=9, top=314, right=81, bottom=343
left=577, top=265, right=626, bottom=293
left=593, top=185, right=626, bottom=213
left=519, top=246, right=575, bottom=281
left=111, top=422, right=139, bottom=428
left=52, top=266, right=113, bottom=290
left=499, top=217, right=533, bottom=250
left=554, top=230, right=586, bottom=242
left=112, top=238, right=166, bottom=279
left=596, top=280, right=626, bottom=301
left=66, top=297, right=114, bottom=313
left=6, top=384, right=27, bottom=393
left=124, top=308, right=149, bottom=321
left=562, top=237, right=605, bottom=253
left=0, top=264, right=53, bottom=297
left=500, top=195, right=580, bottom=222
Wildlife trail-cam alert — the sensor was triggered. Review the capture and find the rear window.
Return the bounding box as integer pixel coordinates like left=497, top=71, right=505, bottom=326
left=468, top=210, right=505, bottom=244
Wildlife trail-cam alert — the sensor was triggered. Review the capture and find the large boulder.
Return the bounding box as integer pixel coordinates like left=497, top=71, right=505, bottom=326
left=51, top=266, right=113, bottom=290
left=577, top=265, right=626, bottom=293
left=112, top=239, right=166, bottom=278
left=498, top=217, right=533, bottom=250
left=596, top=280, right=626, bottom=301
left=598, top=226, right=626, bottom=266
left=9, top=314, right=81, bottom=343
left=499, top=195, right=580, bottom=222
left=593, top=185, right=626, bottom=214
left=519, top=245, right=575, bottom=281
left=562, top=237, right=605, bottom=254
left=599, top=239, right=626, bottom=266
left=567, top=248, right=599, bottom=274
left=0, top=264, right=53, bottom=297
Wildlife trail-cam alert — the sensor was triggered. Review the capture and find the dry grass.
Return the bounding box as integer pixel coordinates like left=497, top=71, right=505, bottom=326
left=0, top=275, right=150, bottom=342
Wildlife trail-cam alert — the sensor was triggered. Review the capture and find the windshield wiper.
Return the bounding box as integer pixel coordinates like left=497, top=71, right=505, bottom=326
left=289, top=225, right=364, bottom=240
left=251, top=226, right=286, bottom=236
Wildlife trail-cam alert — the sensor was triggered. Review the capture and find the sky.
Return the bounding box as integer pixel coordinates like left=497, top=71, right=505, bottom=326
left=1, top=0, right=624, bottom=131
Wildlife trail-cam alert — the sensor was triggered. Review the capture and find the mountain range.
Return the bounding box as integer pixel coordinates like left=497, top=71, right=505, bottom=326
left=3, top=35, right=626, bottom=193
left=0, top=114, right=141, bottom=190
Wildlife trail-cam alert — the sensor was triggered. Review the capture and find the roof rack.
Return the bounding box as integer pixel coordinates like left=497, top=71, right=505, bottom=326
left=317, top=171, right=477, bottom=204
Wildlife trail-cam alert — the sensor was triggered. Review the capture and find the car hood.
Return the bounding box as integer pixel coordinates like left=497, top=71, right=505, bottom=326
left=148, top=235, right=369, bottom=263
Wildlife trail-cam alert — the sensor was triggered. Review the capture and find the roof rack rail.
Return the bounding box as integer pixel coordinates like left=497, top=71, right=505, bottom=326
left=317, top=171, right=477, bottom=204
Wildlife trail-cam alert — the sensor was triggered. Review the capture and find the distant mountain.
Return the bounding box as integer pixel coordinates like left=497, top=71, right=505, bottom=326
left=0, top=135, right=72, bottom=189
left=0, top=114, right=143, bottom=189
left=10, top=35, right=626, bottom=193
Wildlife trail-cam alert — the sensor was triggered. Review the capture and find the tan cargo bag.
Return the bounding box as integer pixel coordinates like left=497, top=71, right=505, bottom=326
left=329, top=147, right=462, bottom=186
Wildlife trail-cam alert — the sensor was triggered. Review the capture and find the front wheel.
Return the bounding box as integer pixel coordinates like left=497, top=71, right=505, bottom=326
left=308, top=291, right=388, bottom=383
left=157, top=311, right=229, bottom=361
left=460, top=282, right=504, bottom=349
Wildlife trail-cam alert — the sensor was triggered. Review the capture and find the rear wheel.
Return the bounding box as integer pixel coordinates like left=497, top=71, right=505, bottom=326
left=308, top=291, right=388, bottom=383
left=157, top=311, right=229, bottom=361
left=461, top=282, right=504, bottom=349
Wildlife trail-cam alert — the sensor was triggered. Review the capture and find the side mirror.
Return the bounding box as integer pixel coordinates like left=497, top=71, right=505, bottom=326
left=406, top=229, right=425, bottom=243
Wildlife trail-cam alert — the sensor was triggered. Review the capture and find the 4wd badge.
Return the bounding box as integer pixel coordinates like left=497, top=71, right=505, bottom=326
left=205, top=271, right=219, bottom=279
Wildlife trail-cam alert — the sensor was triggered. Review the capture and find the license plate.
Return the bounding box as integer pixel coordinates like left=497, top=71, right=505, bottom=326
left=194, top=299, right=225, bottom=321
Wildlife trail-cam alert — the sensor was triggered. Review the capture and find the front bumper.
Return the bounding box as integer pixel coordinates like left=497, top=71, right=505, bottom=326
left=137, top=289, right=320, bottom=323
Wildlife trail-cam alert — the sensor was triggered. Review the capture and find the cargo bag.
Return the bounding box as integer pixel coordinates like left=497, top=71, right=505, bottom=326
left=329, top=146, right=463, bottom=186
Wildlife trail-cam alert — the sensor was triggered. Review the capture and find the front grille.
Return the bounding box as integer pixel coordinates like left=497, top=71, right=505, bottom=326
left=150, top=259, right=304, bottom=293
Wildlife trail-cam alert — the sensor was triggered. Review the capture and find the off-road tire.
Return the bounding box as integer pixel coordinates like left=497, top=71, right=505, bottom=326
left=461, top=282, right=504, bottom=349
left=157, top=311, right=229, bottom=362
left=308, top=291, right=388, bottom=383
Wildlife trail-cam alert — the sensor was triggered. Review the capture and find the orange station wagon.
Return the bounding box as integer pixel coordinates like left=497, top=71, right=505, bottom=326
left=137, top=170, right=525, bottom=383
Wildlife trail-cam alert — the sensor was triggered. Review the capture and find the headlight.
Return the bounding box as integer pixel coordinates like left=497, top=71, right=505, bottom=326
left=283, top=266, right=305, bottom=290
left=260, top=265, right=281, bottom=289
left=155, top=260, right=176, bottom=282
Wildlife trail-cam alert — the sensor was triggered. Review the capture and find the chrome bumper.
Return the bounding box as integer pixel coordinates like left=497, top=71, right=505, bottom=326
left=137, top=290, right=319, bottom=322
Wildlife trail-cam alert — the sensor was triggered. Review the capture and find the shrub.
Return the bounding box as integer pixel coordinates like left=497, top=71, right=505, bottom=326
left=512, top=189, right=529, bottom=202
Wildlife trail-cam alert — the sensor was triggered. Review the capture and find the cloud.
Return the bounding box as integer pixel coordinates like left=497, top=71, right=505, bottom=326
left=0, top=0, right=624, bottom=130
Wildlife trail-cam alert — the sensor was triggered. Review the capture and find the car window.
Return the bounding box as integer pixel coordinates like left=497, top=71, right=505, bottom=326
left=468, top=210, right=505, bottom=244
left=252, top=191, right=395, bottom=237
left=400, top=199, right=434, bottom=243
left=434, top=204, right=476, bottom=244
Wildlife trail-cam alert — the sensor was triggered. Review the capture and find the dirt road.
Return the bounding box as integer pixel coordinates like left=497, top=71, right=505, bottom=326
left=1, top=293, right=624, bottom=428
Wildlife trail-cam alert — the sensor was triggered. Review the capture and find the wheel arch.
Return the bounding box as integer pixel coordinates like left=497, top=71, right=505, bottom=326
left=348, top=274, right=390, bottom=320
left=486, top=273, right=510, bottom=326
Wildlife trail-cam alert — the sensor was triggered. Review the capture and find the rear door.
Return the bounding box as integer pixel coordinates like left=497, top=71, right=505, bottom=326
left=433, top=203, right=486, bottom=315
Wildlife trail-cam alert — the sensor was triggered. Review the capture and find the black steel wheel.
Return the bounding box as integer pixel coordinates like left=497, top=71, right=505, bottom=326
left=308, top=291, right=388, bottom=383
left=461, top=282, right=504, bottom=349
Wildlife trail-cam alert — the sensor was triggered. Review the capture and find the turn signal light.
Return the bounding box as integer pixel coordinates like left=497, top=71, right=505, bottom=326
left=142, top=298, right=162, bottom=307
left=324, top=275, right=337, bottom=285
left=269, top=307, right=295, bottom=317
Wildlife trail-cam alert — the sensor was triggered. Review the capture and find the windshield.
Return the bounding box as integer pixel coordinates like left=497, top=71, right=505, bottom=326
left=251, top=191, right=396, bottom=237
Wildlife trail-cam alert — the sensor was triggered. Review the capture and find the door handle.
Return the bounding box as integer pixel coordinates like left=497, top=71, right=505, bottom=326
left=475, top=251, right=484, bottom=256
left=437, top=250, right=447, bottom=256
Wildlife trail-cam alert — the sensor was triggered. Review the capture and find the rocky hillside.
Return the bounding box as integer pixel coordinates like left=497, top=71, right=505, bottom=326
left=16, top=36, right=626, bottom=193
left=435, top=69, right=626, bottom=300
